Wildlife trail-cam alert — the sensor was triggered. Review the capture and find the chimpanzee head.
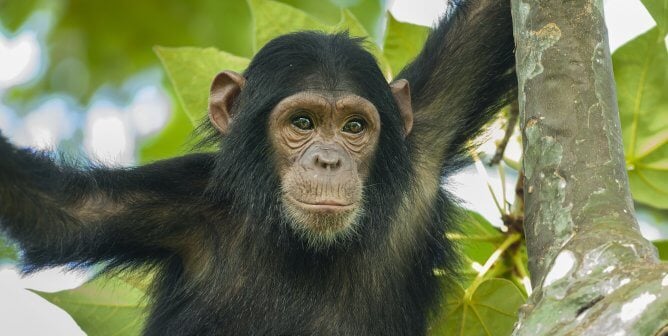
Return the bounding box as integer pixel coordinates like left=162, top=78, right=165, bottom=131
left=206, top=32, right=413, bottom=248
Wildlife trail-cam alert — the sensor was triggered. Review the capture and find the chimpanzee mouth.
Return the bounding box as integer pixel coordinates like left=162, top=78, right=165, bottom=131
left=287, top=196, right=355, bottom=213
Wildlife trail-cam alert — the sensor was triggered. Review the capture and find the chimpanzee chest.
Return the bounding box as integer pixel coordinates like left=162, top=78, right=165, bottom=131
left=144, top=257, right=422, bottom=336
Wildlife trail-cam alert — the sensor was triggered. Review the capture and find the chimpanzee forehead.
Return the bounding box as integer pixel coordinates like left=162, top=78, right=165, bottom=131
left=297, top=73, right=362, bottom=94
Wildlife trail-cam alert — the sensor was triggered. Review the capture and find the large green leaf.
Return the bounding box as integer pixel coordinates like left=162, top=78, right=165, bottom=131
left=35, top=276, right=147, bottom=336
left=155, top=46, right=250, bottom=124
left=248, top=0, right=391, bottom=77
left=383, top=14, right=429, bottom=77
left=275, top=0, right=342, bottom=25
left=248, top=0, right=329, bottom=52
left=641, top=0, right=668, bottom=32
left=274, top=0, right=388, bottom=43
left=429, top=279, right=524, bottom=336
left=614, top=27, right=668, bottom=208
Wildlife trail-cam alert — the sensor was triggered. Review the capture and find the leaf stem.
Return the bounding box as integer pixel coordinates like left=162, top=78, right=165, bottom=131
left=464, top=232, right=521, bottom=300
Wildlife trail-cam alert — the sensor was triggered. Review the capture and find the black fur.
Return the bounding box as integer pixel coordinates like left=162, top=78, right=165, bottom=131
left=0, top=1, right=515, bottom=335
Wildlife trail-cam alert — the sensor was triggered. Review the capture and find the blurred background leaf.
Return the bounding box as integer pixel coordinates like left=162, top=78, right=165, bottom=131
left=137, top=87, right=196, bottom=163
left=0, top=0, right=40, bottom=32
left=0, top=234, right=19, bottom=263
left=4, top=0, right=253, bottom=103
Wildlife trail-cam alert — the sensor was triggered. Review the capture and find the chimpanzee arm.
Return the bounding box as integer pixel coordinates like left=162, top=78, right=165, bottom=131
left=399, top=0, right=516, bottom=173
left=0, top=132, right=215, bottom=270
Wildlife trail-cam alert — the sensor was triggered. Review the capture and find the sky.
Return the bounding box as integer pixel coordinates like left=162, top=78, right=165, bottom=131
left=0, top=0, right=661, bottom=335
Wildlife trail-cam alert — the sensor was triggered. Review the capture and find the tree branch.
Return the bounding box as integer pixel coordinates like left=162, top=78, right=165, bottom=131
left=511, top=0, right=668, bottom=334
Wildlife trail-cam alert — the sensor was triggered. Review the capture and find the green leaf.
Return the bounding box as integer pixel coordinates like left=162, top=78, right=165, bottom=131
left=449, top=212, right=529, bottom=296
left=614, top=27, right=668, bottom=208
left=641, top=0, right=668, bottom=32
left=450, top=212, right=504, bottom=281
left=337, top=10, right=392, bottom=77
left=0, top=234, right=19, bottom=262
left=654, top=240, right=668, bottom=260
left=249, top=0, right=329, bottom=52
left=274, top=0, right=341, bottom=25
left=345, top=0, right=387, bottom=44
left=35, top=276, right=147, bottom=336
left=249, top=0, right=391, bottom=77
left=273, top=0, right=388, bottom=43
left=429, top=279, right=524, bottom=336
left=155, top=46, right=250, bottom=124
left=383, top=14, right=429, bottom=77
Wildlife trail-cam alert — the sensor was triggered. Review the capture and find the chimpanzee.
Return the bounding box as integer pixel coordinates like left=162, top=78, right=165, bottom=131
left=0, top=0, right=515, bottom=334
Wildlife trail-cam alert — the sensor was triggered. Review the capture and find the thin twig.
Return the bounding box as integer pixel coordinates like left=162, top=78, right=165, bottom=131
left=502, top=171, right=525, bottom=233
left=490, top=100, right=519, bottom=165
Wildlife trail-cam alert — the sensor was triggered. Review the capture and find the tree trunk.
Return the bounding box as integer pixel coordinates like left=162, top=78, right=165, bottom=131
left=511, top=0, right=668, bottom=334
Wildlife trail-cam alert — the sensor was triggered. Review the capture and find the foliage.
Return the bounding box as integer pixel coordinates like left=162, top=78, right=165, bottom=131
left=0, top=0, right=40, bottom=32
left=429, top=212, right=527, bottom=335
left=452, top=212, right=528, bottom=293
left=277, top=0, right=388, bottom=42
left=4, top=0, right=253, bottom=103
left=155, top=47, right=250, bottom=124
left=1, top=0, right=387, bottom=105
left=0, top=234, right=19, bottom=263
left=641, top=0, right=667, bottom=31
left=383, top=14, right=430, bottom=76
left=613, top=2, right=668, bottom=209
left=34, top=275, right=147, bottom=336
left=654, top=240, right=668, bottom=260
left=429, top=279, right=525, bottom=336
left=154, top=0, right=395, bottom=128
left=137, top=89, right=196, bottom=164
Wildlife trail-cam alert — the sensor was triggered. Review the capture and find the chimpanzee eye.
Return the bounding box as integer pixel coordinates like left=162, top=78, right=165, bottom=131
left=291, top=115, right=314, bottom=130
left=342, top=118, right=366, bottom=134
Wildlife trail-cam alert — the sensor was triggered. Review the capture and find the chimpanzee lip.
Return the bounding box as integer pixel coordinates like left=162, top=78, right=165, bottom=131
left=288, top=196, right=355, bottom=211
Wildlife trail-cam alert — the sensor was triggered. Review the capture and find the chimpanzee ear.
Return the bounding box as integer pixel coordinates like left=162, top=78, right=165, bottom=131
left=390, top=79, right=413, bottom=137
left=209, top=71, right=246, bottom=134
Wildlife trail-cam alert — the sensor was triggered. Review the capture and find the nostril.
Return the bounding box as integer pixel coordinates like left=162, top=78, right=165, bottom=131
left=314, top=154, right=341, bottom=171
left=314, top=156, right=324, bottom=169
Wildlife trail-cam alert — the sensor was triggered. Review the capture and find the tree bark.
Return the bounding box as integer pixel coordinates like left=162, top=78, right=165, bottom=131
left=511, top=0, right=668, bottom=334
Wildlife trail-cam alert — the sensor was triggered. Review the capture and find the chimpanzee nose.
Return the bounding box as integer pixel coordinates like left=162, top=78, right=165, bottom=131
left=314, top=149, right=342, bottom=171
left=300, top=143, right=349, bottom=173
